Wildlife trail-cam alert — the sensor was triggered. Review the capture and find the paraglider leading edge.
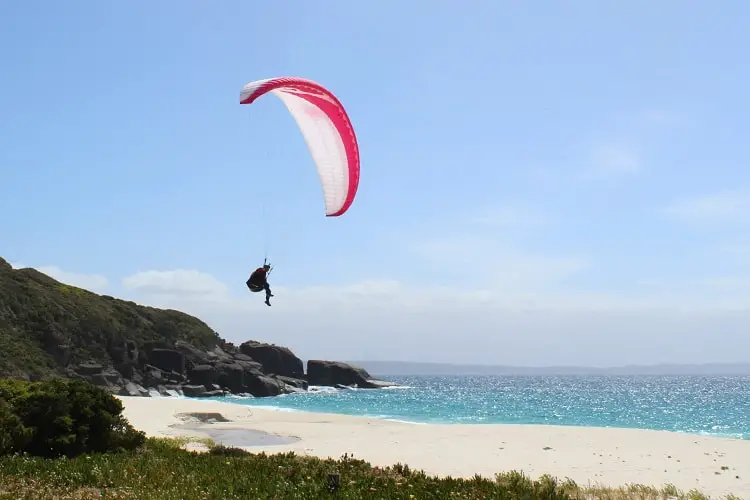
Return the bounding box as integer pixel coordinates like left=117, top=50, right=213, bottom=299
left=239, top=76, right=360, bottom=217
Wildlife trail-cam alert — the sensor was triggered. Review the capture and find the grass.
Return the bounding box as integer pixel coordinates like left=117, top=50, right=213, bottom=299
left=0, top=437, right=741, bottom=500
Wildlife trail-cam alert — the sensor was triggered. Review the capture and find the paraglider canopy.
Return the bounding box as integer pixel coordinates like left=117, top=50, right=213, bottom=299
left=239, top=77, right=360, bottom=217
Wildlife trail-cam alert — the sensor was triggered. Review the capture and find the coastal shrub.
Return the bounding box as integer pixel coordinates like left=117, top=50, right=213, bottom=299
left=0, top=398, right=31, bottom=455
left=0, top=437, right=730, bottom=499
left=0, top=378, right=145, bottom=458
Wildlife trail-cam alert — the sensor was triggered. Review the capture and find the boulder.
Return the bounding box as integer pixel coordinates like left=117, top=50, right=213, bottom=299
left=166, top=370, right=186, bottom=383
left=108, top=339, right=138, bottom=366
left=207, top=346, right=233, bottom=363
left=114, top=361, right=135, bottom=379
left=182, top=384, right=208, bottom=397
left=143, top=365, right=164, bottom=387
left=84, top=368, right=125, bottom=391
left=187, top=364, right=217, bottom=387
left=202, top=389, right=225, bottom=398
left=76, top=362, right=103, bottom=376
left=180, top=385, right=223, bottom=398
left=239, top=340, right=304, bottom=378
left=245, top=372, right=286, bottom=397
left=215, top=362, right=246, bottom=393
left=119, top=381, right=142, bottom=397
left=107, top=384, right=123, bottom=395
left=174, top=340, right=210, bottom=368
left=276, top=375, right=308, bottom=390
left=149, top=348, right=185, bottom=374
left=234, top=358, right=263, bottom=374
left=86, top=373, right=109, bottom=387
left=102, top=368, right=124, bottom=385
left=307, top=360, right=383, bottom=389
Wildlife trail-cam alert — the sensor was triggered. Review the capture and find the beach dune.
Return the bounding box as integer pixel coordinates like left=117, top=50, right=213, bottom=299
left=119, top=396, right=750, bottom=498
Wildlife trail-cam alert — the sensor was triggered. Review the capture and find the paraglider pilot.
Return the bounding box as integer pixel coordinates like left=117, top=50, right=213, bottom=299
left=246, top=263, right=274, bottom=306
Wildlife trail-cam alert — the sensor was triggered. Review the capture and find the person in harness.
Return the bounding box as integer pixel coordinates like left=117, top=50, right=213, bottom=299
left=246, top=263, right=274, bottom=306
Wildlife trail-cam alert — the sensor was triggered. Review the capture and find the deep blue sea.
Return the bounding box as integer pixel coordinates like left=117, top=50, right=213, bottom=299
left=213, top=375, right=750, bottom=440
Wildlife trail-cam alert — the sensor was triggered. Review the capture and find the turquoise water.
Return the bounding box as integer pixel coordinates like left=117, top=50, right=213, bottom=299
left=213, top=375, right=750, bottom=440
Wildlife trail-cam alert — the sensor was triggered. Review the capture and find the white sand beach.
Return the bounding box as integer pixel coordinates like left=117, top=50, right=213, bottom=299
left=118, top=396, right=750, bottom=498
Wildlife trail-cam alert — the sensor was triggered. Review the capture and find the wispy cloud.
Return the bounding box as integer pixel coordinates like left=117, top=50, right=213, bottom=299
left=661, top=189, right=750, bottom=224
left=10, top=262, right=109, bottom=292
left=699, top=274, right=750, bottom=296
left=521, top=107, right=673, bottom=186
left=408, top=235, right=587, bottom=293
left=122, top=269, right=229, bottom=297
left=575, top=107, right=685, bottom=180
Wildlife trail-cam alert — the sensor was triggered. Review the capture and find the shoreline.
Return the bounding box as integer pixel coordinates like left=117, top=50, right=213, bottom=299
left=118, top=396, right=750, bottom=498
left=204, top=394, right=750, bottom=441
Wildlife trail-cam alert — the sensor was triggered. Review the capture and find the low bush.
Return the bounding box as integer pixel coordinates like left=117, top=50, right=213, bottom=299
left=0, top=378, right=145, bottom=458
left=0, top=437, right=733, bottom=499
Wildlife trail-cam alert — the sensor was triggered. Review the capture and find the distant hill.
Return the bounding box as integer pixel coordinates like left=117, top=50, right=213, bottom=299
left=350, top=360, right=750, bottom=377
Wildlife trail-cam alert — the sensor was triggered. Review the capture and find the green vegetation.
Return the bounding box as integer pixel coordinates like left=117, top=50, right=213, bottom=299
left=0, top=257, right=222, bottom=379
left=0, top=437, right=738, bottom=499
left=0, top=378, right=144, bottom=458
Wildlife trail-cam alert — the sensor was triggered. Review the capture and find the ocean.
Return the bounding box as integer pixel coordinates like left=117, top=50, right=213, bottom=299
left=212, top=375, right=750, bottom=440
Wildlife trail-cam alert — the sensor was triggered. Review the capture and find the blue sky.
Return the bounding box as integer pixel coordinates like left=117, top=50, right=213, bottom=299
left=2, top=2, right=749, bottom=365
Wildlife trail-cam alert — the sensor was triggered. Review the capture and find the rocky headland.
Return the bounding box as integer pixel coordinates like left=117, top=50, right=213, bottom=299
left=0, top=257, right=394, bottom=398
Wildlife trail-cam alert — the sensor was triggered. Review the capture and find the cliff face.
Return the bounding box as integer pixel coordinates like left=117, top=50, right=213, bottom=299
left=0, top=257, right=393, bottom=397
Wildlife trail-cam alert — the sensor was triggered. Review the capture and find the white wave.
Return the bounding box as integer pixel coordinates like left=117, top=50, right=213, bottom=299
left=222, top=393, right=255, bottom=401
left=306, top=385, right=339, bottom=393
left=694, top=429, right=747, bottom=440
left=356, top=413, right=428, bottom=425
left=248, top=405, right=304, bottom=413
left=382, top=418, right=427, bottom=425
